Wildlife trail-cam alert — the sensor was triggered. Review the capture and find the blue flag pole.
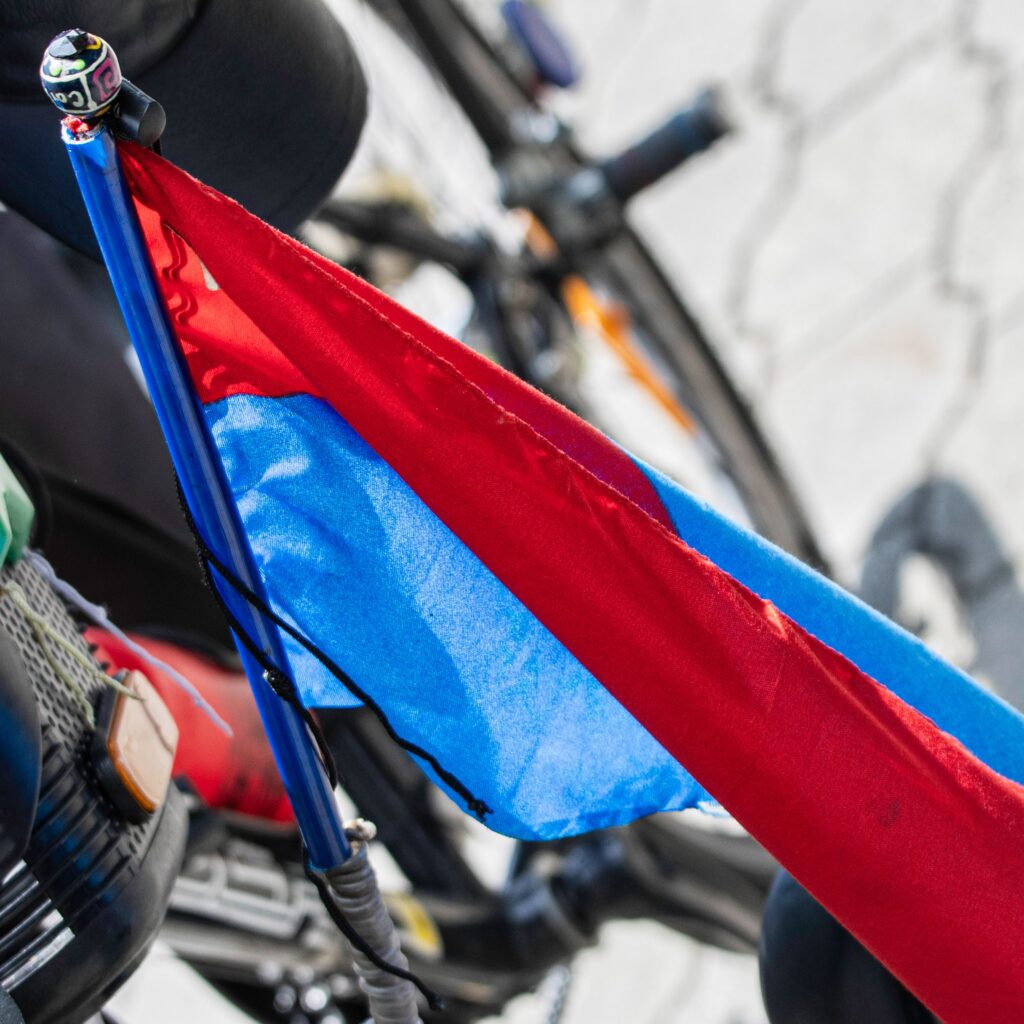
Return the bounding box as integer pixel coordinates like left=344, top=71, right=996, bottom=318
left=51, top=103, right=350, bottom=868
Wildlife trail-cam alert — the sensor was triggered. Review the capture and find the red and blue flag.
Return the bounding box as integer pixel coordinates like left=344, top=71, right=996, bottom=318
left=120, top=142, right=1024, bottom=1023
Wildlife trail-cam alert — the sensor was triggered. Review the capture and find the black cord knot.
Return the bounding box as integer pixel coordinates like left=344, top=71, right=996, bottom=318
left=467, top=798, right=492, bottom=822
left=263, top=666, right=299, bottom=702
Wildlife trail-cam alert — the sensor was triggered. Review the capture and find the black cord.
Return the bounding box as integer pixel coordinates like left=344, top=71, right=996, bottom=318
left=173, top=476, right=490, bottom=820
left=172, top=477, right=339, bottom=788
left=172, top=478, right=447, bottom=1010
left=206, top=568, right=339, bottom=788
left=304, top=852, right=444, bottom=1011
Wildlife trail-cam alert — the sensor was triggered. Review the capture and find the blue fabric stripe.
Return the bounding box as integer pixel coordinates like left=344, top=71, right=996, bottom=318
left=205, top=392, right=709, bottom=839
left=640, top=460, right=1024, bottom=787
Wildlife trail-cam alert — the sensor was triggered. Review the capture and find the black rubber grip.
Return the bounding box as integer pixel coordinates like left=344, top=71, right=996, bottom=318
left=598, top=88, right=730, bottom=204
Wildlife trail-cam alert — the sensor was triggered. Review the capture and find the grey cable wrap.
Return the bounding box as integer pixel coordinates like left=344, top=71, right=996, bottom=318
left=324, top=841, right=422, bottom=1024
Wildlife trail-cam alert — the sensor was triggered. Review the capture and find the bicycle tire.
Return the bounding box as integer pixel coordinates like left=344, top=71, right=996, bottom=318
left=581, top=229, right=824, bottom=567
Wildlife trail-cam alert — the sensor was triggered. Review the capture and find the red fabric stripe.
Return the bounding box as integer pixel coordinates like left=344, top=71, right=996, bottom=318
left=134, top=202, right=320, bottom=401
left=133, top=181, right=674, bottom=531
left=121, top=142, right=1024, bottom=1023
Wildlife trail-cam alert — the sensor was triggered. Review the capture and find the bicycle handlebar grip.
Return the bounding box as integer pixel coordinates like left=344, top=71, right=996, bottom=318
left=598, top=87, right=731, bottom=204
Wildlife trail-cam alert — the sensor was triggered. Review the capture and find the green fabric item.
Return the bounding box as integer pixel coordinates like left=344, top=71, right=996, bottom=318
left=0, top=456, right=33, bottom=564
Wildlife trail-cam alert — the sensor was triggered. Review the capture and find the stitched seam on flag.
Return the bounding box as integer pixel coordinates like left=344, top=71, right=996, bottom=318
left=121, top=142, right=676, bottom=534
left=148, top=214, right=320, bottom=404
left=271, top=226, right=678, bottom=530
left=271, top=220, right=688, bottom=554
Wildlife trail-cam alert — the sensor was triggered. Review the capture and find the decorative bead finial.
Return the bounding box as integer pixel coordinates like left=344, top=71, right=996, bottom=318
left=40, top=30, right=166, bottom=148
left=40, top=29, right=123, bottom=118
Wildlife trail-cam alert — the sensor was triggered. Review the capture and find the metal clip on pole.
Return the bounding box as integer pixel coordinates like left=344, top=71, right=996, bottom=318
left=41, top=28, right=421, bottom=1023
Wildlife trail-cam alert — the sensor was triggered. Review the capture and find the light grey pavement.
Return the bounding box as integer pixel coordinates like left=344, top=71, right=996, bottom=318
left=553, top=0, right=1024, bottom=588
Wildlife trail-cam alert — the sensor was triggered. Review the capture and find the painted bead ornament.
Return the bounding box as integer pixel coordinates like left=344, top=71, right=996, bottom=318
left=40, top=29, right=122, bottom=118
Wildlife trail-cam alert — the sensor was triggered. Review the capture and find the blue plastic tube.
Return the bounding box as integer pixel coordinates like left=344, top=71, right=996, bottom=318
left=62, top=121, right=350, bottom=869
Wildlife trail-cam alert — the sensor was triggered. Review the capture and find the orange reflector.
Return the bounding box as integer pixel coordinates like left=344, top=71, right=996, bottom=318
left=561, top=275, right=697, bottom=435
left=93, top=670, right=179, bottom=821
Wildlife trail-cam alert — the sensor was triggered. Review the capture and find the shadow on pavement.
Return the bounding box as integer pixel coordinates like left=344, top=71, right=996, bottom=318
left=860, top=476, right=1024, bottom=709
